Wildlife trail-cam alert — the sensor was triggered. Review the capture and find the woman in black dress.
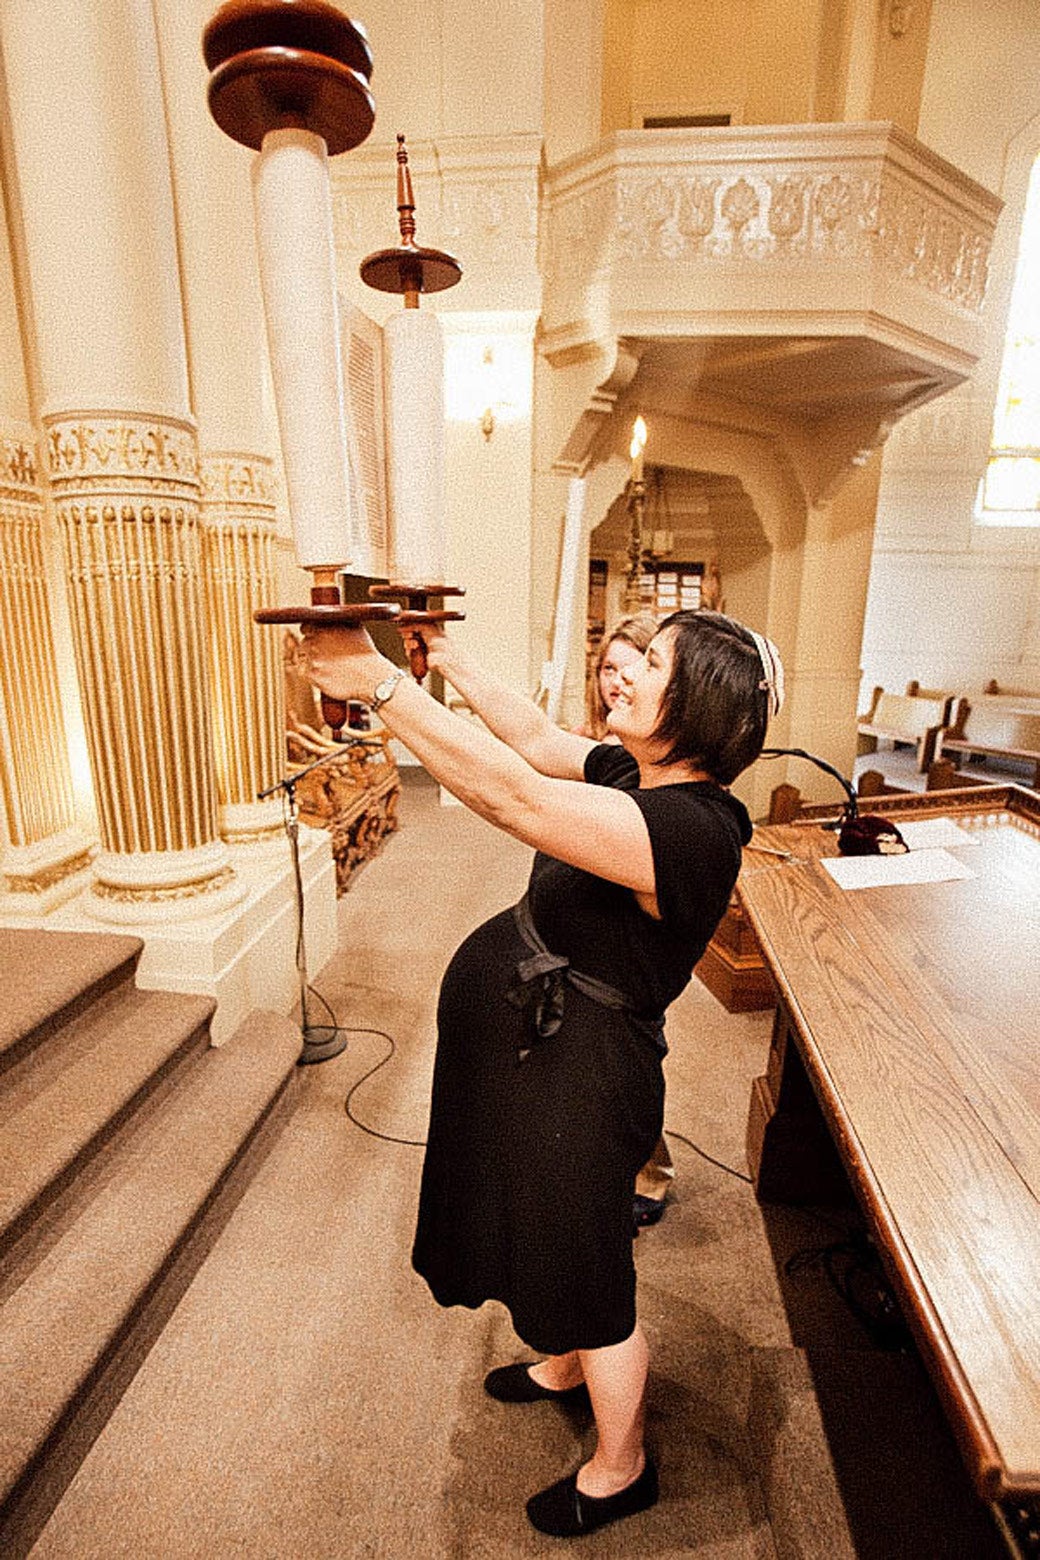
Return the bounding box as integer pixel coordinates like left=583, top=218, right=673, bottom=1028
left=304, top=608, right=783, bottom=1538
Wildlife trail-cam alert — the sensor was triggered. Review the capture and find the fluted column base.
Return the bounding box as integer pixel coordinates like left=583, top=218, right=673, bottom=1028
left=0, top=826, right=95, bottom=917
left=85, top=840, right=248, bottom=925
left=41, top=823, right=337, bottom=1044
left=221, top=798, right=289, bottom=847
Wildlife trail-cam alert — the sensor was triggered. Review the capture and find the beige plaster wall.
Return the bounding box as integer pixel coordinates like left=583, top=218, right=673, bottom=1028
left=862, top=0, right=1040, bottom=700
left=600, top=0, right=836, bottom=132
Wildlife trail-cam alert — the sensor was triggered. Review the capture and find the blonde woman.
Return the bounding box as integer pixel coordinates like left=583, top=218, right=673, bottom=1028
left=579, top=613, right=659, bottom=741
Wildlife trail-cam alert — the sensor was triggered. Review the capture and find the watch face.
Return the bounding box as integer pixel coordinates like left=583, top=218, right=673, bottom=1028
left=374, top=669, right=403, bottom=707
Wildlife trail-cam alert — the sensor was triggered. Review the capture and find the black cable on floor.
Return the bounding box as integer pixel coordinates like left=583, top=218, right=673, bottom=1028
left=304, top=985, right=428, bottom=1146
left=664, top=1126, right=753, bottom=1184
left=784, top=1232, right=912, bottom=1350
left=342, top=1025, right=427, bottom=1147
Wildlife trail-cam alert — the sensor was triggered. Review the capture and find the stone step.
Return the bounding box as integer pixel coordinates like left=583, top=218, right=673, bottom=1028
left=0, top=1011, right=301, bottom=1559
left=0, top=986, right=216, bottom=1262
left=0, top=929, right=143, bottom=1078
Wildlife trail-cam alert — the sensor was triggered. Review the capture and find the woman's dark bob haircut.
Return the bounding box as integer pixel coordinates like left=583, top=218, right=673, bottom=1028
left=651, top=610, right=771, bottom=785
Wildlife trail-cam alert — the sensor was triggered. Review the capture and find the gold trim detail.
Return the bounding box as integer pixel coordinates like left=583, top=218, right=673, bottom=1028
left=0, top=424, right=79, bottom=848
left=221, top=822, right=286, bottom=845
left=46, top=411, right=219, bottom=857
left=91, top=864, right=237, bottom=903
left=44, top=413, right=200, bottom=495
left=3, top=851, right=93, bottom=894
left=0, top=437, right=38, bottom=497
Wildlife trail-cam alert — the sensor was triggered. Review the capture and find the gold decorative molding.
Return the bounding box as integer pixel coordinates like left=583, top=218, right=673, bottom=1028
left=44, top=409, right=220, bottom=860
left=200, top=450, right=284, bottom=815
left=200, top=452, right=277, bottom=509
left=91, top=863, right=237, bottom=903
left=4, top=850, right=93, bottom=894
left=221, top=821, right=285, bottom=846
left=0, top=436, right=38, bottom=498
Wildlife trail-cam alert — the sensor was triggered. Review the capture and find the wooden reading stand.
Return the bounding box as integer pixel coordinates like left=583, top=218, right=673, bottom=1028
left=740, top=782, right=1040, bottom=1511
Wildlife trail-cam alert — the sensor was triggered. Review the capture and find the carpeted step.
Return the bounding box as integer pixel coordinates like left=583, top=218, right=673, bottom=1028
left=0, top=1012, right=301, bottom=1559
left=0, top=987, right=216, bottom=1262
left=0, top=929, right=143, bottom=1078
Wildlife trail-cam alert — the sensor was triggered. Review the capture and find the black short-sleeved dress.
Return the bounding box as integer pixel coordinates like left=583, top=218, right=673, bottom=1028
left=411, top=744, right=752, bottom=1355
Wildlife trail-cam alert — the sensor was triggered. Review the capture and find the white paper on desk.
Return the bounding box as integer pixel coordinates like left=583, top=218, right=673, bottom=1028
left=821, top=848, right=976, bottom=891
left=895, top=818, right=979, bottom=850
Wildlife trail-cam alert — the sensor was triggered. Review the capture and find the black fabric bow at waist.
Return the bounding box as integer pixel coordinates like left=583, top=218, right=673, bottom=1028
left=505, top=895, right=662, bottom=1064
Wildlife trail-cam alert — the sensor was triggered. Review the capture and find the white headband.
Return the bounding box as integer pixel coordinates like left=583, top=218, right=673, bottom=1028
left=749, top=630, right=785, bottom=718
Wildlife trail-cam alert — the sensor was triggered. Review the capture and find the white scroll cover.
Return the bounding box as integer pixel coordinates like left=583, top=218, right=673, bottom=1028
left=252, top=128, right=353, bottom=571
left=384, top=308, right=447, bottom=584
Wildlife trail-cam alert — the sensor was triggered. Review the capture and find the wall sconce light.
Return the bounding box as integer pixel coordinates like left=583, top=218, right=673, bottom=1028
left=443, top=322, right=534, bottom=439
left=480, top=346, right=498, bottom=440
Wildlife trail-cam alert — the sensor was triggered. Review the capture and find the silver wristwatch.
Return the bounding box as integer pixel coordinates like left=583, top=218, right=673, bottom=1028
left=370, top=666, right=407, bottom=712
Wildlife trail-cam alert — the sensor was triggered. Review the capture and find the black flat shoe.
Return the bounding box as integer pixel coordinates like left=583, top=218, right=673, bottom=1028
left=526, top=1456, right=659, bottom=1537
left=633, top=1193, right=667, bottom=1230
left=483, top=1362, right=591, bottom=1406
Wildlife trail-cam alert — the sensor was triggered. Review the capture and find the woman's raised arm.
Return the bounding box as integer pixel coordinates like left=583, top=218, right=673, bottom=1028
left=402, top=622, right=595, bottom=780
left=303, top=627, right=656, bottom=894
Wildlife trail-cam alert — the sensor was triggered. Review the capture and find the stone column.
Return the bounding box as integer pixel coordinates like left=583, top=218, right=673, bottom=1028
left=0, top=0, right=243, bottom=922
left=0, top=426, right=93, bottom=911
left=0, top=99, right=94, bottom=913
left=153, top=0, right=285, bottom=846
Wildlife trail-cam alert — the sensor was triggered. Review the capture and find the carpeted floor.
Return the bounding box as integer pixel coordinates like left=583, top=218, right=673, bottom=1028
left=29, top=769, right=1005, bottom=1558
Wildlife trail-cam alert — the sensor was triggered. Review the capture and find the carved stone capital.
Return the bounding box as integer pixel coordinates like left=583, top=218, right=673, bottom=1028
left=43, top=411, right=201, bottom=502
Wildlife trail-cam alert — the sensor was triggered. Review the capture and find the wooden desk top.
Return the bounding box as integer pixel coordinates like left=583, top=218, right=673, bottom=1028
left=738, top=785, right=1040, bottom=1499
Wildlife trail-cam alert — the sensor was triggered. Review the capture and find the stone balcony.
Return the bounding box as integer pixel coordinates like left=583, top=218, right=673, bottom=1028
left=540, top=122, right=1003, bottom=439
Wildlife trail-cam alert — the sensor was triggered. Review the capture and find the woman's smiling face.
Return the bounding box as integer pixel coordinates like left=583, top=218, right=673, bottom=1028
left=605, top=629, right=675, bottom=747
left=598, top=637, right=647, bottom=712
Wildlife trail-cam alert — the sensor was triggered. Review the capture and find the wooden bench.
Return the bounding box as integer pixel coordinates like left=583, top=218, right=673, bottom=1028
left=857, top=688, right=951, bottom=771
left=741, top=784, right=1040, bottom=1505
left=938, top=702, right=1040, bottom=790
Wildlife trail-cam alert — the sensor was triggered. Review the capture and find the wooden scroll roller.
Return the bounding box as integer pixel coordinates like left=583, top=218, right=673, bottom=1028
left=360, top=138, right=465, bottom=682
left=203, top=0, right=397, bottom=740
left=368, top=583, right=466, bottom=680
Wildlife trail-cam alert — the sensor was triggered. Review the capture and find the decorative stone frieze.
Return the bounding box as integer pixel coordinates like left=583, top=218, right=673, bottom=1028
left=542, top=123, right=1002, bottom=366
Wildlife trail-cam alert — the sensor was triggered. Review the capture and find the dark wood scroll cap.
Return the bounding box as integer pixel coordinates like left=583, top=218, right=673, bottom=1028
left=254, top=600, right=400, bottom=736
left=359, top=135, right=462, bottom=296
left=369, top=581, right=466, bottom=607
left=203, top=0, right=374, bottom=153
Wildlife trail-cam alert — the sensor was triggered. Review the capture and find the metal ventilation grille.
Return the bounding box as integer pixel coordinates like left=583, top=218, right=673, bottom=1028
left=642, top=113, right=731, bottom=128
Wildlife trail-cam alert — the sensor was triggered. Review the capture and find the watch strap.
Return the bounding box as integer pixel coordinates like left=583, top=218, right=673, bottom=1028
left=371, top=666, right=407, bottom=711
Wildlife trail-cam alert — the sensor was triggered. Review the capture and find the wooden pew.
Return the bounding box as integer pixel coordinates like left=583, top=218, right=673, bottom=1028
left=857, top=687, right=951, bottom=771
left=938, top=701, right=1040, bottom=790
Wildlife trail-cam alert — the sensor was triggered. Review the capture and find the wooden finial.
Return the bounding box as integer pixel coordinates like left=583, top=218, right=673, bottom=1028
left=359, top=134, right=462, bottom=301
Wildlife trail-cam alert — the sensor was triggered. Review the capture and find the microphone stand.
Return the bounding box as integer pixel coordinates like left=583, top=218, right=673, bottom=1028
left=760, top=747, right=857, bottom=830
left=258, top=738, right=382, bottom=1065
left=760, top=747, right=908, bottom=855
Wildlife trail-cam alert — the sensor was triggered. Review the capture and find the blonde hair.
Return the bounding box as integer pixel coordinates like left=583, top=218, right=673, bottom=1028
left=584, top=612, right=659, bottom=739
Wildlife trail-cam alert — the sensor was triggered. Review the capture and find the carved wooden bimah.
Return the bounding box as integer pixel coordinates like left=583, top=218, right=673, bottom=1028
left=368, top=583, right=465, bottom=681
left=204, top=0, right=392, bottom=740
left=360, top=137, right=464, bottom=683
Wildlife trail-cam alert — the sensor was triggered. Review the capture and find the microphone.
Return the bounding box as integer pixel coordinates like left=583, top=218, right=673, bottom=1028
left=760, top=748, right=908, bottom=856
